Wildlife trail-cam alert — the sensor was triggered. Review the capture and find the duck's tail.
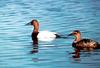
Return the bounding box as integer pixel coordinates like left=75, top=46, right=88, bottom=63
left=55, top=34, right=61, bottom=38
left=55, top=34, right=68, bottom=39
left=96, top=43, right=100, bottom=49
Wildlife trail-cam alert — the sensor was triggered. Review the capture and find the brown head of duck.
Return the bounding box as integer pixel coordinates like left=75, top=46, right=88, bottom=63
left=68, top=30, right=81, bottom=43
left=30, top=19, right=39, bottom=33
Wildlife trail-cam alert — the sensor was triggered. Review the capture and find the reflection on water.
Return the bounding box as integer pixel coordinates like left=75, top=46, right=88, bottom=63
left=0, top=0, right=100, bottom=68
left=31, top=45, right=38, bottom=54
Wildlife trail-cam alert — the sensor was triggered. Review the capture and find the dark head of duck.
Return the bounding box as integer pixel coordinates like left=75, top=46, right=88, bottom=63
left=68, top=30, right=100, bottom=50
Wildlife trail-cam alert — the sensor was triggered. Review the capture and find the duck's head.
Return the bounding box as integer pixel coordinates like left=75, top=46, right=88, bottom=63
left=30, top=19, right=38, bottom=25
left=68, top=30, right=81, bottom=36
left=29, top=19, right=39, bottom=32
left=26, top=19, right=39, bottom=25
left=68, top=30, right=81, bottom=39
left=68, top=30, right=81, bottom=42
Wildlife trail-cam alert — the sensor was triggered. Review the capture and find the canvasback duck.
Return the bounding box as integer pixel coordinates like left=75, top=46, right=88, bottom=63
left=68, top=30, right=100, bottom=50
left=29, top=19, right=60, bottom=41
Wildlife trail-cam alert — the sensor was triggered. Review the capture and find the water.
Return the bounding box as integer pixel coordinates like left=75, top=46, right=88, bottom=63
left=0, top=0, right=100, bottom=68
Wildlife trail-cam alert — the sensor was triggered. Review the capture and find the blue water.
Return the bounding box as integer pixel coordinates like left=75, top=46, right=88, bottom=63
left=0, top=0, right=100, bottom=68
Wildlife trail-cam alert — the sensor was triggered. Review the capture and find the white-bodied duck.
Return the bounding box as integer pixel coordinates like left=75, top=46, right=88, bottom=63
left=28, top=19, right=60, bottom=41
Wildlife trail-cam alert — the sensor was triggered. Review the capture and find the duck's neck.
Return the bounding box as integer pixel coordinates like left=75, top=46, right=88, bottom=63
left=34, top=29, right=39, bottom=33
left=74, top=34, right=81, bottom=43
left=33, top=22, right=39, bottom=33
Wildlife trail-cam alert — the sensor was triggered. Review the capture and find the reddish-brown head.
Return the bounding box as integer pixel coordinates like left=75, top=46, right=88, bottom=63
left=30, top=19, right=39, bottom=32
left=30, top=19, right=38, bottom=25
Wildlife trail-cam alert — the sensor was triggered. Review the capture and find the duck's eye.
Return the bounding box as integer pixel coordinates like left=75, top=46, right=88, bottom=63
left=73, top=32, right=78, bottom=35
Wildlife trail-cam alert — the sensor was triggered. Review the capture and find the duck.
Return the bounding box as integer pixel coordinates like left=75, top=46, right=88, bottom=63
left=68, top=30, right=100, bottom=50
left=28, top=19, right=60, bottom=41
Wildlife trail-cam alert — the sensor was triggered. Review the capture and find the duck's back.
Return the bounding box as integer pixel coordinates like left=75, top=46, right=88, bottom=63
left=37, top=31, right=57, bottom=41
left=73, top=39, right=99, bottom=49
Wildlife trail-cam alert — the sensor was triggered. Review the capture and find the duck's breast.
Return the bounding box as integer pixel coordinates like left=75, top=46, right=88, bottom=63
left=37, top=31, right=57, bottom=41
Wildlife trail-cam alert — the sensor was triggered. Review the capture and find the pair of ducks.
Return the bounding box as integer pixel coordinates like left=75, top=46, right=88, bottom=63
left=28, top=19, right=100, bottom=50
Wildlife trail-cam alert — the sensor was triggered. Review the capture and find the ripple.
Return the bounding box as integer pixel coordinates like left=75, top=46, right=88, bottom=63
left=0, top=0, right=100, bottom=68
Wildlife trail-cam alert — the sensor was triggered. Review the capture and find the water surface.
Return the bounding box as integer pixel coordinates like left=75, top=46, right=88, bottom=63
left=0, top=0, right=100, bottom=68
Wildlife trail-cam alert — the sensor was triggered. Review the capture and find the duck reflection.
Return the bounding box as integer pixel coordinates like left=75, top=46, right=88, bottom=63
left=70, top=48, right=81, bottom=62
left=71, top=48, right=98, bottom=62
left=72, top=48, right=80, bottom=58
left=31, top=44, right=38, bottom=54
left=71, top=48, right=96, bottom=59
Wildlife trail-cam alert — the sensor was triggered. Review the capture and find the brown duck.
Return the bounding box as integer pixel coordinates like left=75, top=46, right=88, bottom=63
left=68, top=30, right=100, bottom=50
